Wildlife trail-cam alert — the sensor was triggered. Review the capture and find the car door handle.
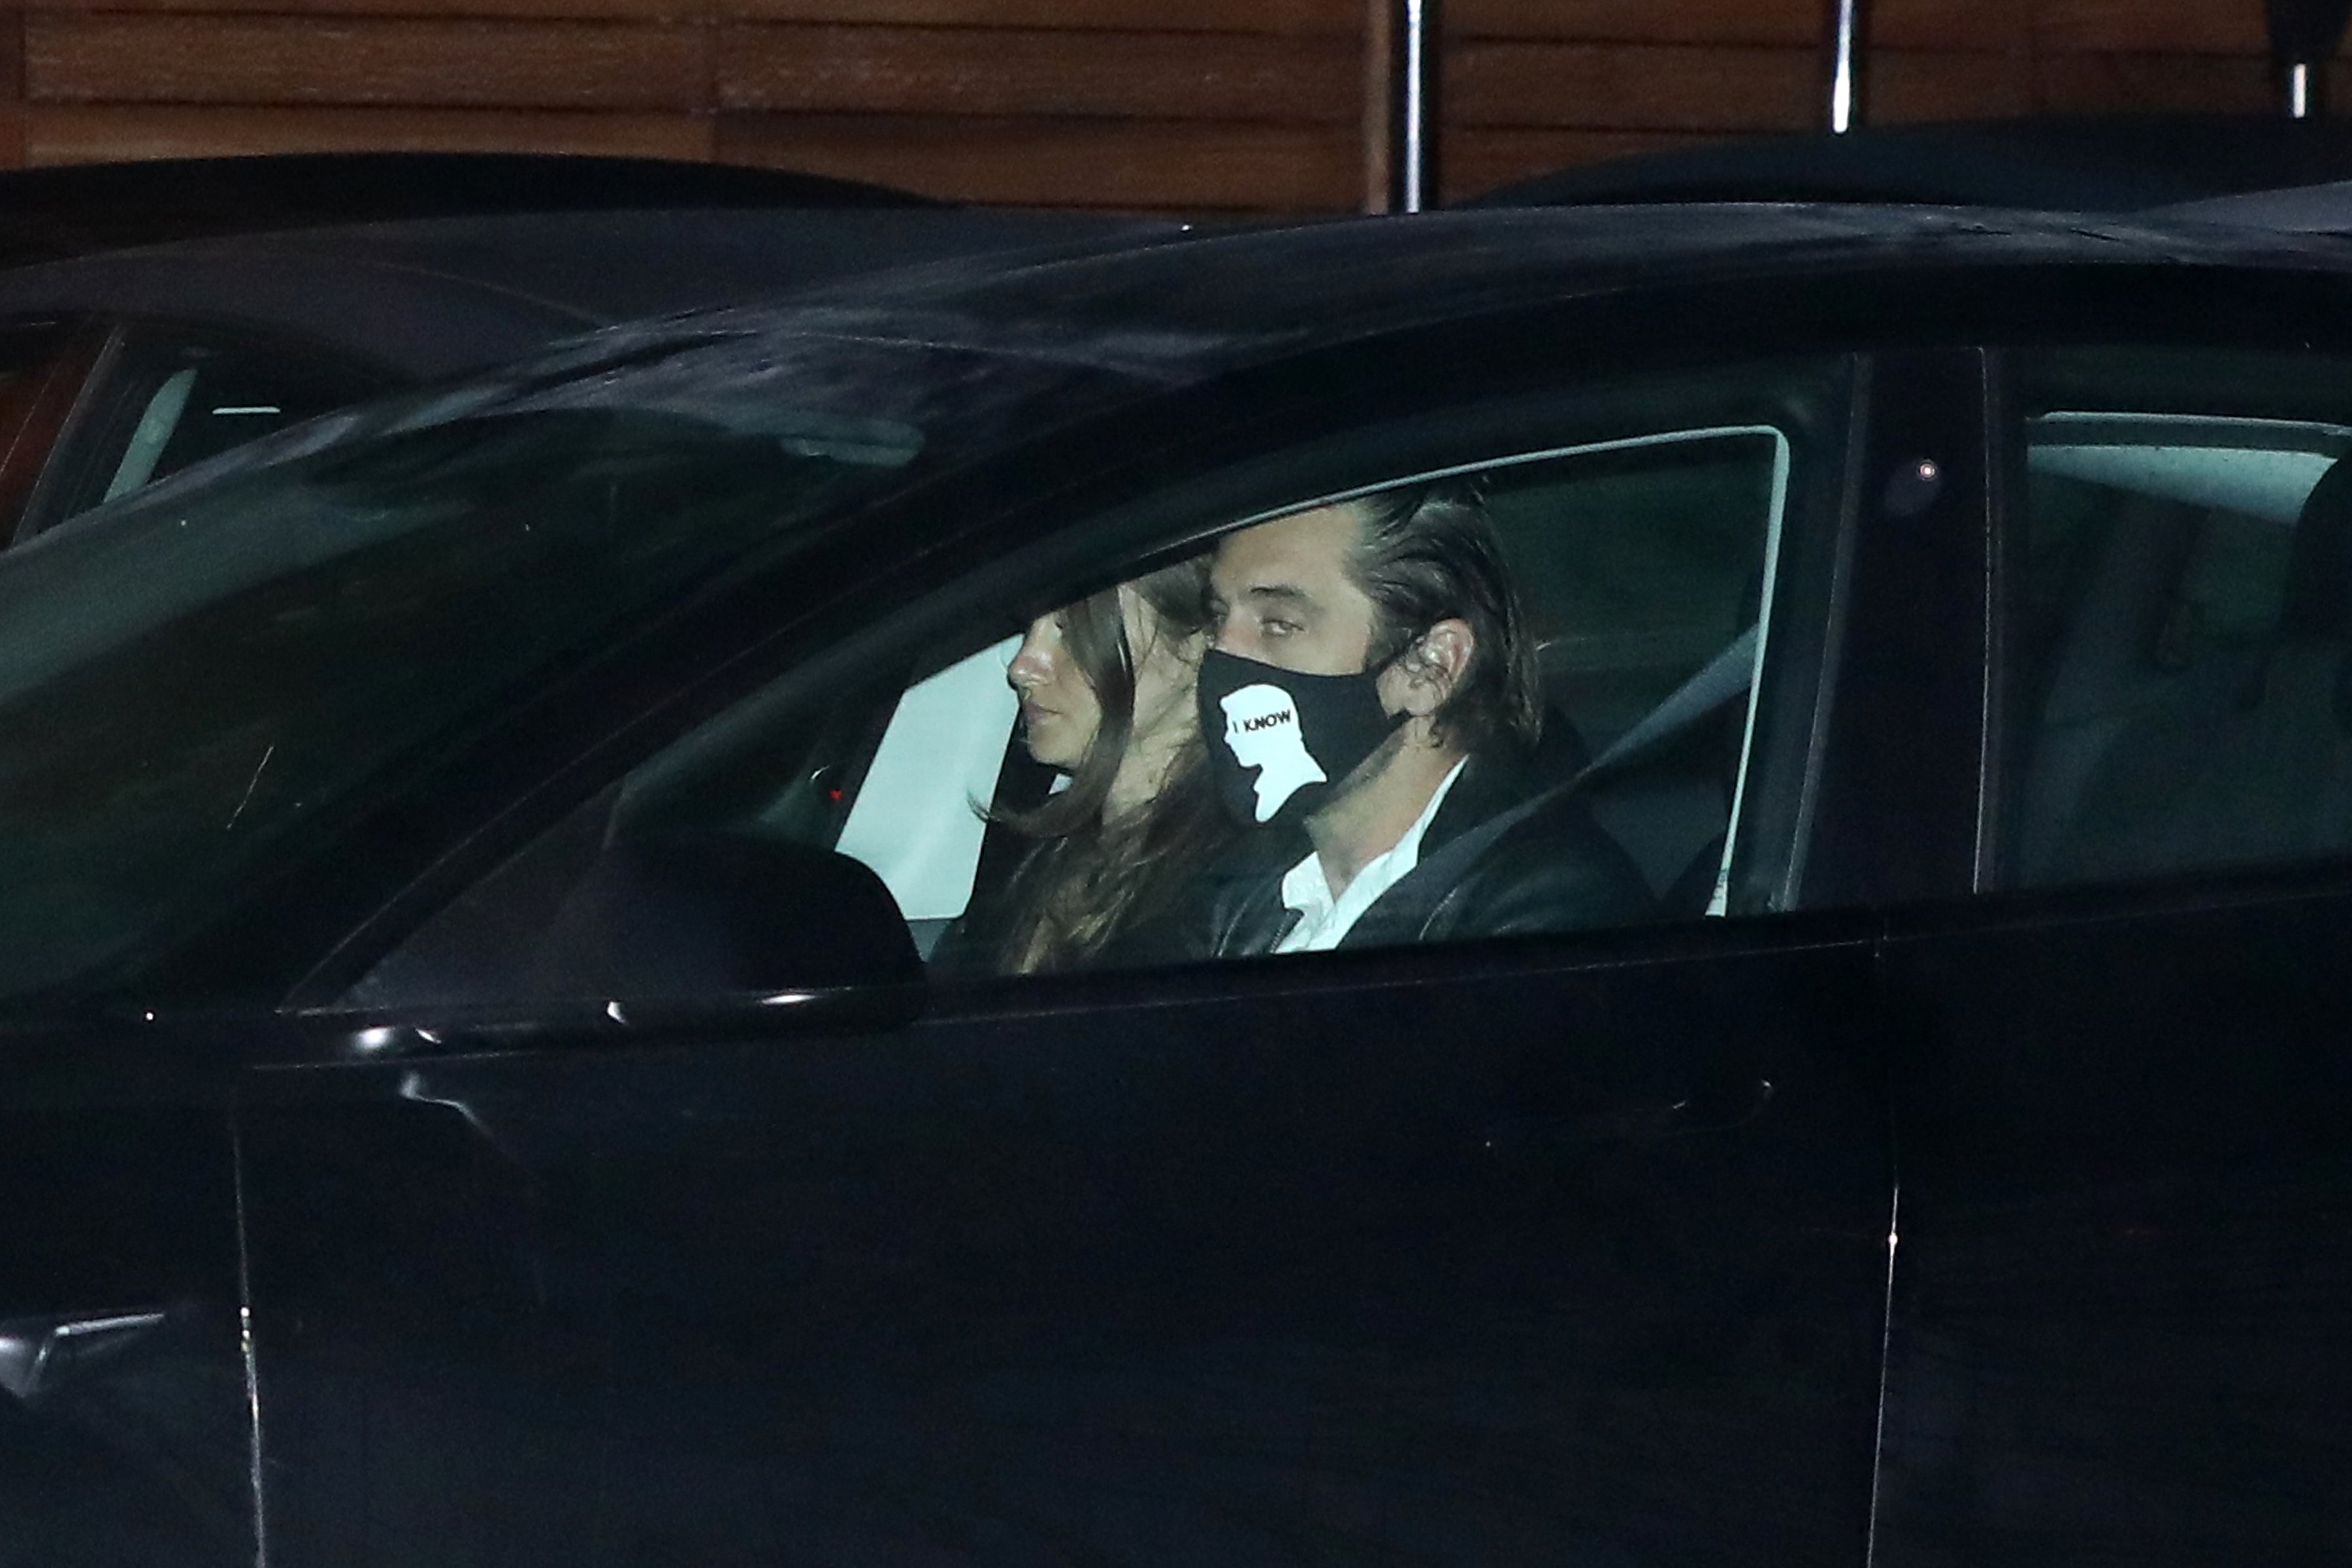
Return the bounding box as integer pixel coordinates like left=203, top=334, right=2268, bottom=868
left=0, top=1309, right=169, bottom=1403
left=1484, top=1076, right=1776, bottom=1156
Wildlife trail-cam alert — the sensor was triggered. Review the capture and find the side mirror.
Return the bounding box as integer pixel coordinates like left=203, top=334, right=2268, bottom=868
left=520, top=831, right=922, bottom=999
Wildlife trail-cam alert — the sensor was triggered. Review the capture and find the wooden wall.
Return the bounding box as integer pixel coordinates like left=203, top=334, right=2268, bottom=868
left=0, top=0, right=2331, bottom=214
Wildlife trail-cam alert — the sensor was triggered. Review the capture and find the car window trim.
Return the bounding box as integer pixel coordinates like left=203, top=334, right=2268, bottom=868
left=1977, top=346, right=2020, bottom=892
left=1794, top=346, right=1994, bottom=911
left=267, top=350, right=1859, bottom=1011
left=276, top=903, right=1889, bottom=1068
left=319, top=410, right=1835, bottom=1013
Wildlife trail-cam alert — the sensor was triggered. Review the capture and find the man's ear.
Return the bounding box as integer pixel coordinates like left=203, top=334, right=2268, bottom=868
left=1391, top=618, right=1475, bottom=719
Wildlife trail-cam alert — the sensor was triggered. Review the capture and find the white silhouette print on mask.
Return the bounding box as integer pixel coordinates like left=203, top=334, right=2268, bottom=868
left=1218, top=683, right=1328, bottom=823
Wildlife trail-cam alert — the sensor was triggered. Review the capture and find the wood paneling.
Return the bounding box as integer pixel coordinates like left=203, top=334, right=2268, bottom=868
left=31, top=0, right=696, bottom=17
left=715, top=0, right=1357, bottom=33
left=1450, top=42, right=1820, bottom=132
left=1873, top=0, right=2033, bottom=52
left=0, top=10, right=20, bottom=105
left=717, top=24, right=1356, bottom=120
left=719, top=112, right=1358, bottom=208
left=1871, top=50, right=2036, bottom=122
left=2036, top=52, right=2276, bottom=114
left=1448, top=0, right=1819, bottom=47
left=25, top=103, right=713, bottom=161
left=2034, top=0, right=2268, bottom=56
left=27, top=16, right=706, bottom=108
left=1446, top=126, right=1701, bottom=198
left=0, top=1, right=2330, bottom=213
left=0, top=15, right=20, bottom=169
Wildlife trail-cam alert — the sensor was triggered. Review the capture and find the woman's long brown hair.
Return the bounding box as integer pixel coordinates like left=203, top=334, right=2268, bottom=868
left=990, top=558, right=1235, bottom=973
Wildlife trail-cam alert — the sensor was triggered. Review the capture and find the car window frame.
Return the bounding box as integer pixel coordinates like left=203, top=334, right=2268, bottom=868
left=14, top=316, right=402, bottom=544
left=129, top=256, right=2191, bottom=1019
left=299, top=352, right=1867, bottom=1019
left=1982, top=341, right=2352, bottom=900
left=826, top=421, right=1804, bottom=945
left=0, top=315, right=108, bottom=548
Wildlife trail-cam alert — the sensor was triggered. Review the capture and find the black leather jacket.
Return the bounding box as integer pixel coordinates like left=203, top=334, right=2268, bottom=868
left=1194, top=749, right=1656, bottom=958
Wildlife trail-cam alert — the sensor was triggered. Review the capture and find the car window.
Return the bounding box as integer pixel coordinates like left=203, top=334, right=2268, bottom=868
left=350, top=374, right=1840, bottom=1011
left=0, top=408, right=923, bottom=1004
left=1999, top=348, right=2352, bottom=889
left=0, top=312, right=1223, bottom=1007
left=0, top=321, right=103, bottom=544
left=877, top=433, right=1787, bottom=947
left=23, top=326, right=391, bottom=537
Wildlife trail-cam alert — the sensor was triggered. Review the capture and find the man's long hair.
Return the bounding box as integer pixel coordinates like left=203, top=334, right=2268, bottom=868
left=1348, top=481, right=1544, bottom=754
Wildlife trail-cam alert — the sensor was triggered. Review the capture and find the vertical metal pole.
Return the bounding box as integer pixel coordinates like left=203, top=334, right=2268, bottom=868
left=1828, top=0, right=1863, bottom=133
left=2264, top=0, right=2351, bottom=119
left=1386, top=0, right=1439, bottom=212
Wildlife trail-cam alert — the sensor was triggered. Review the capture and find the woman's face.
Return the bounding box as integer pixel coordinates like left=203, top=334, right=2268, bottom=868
left=1007, top=585, right=1203, bottom=775
left=1007, top=608, right=1103, bottom=770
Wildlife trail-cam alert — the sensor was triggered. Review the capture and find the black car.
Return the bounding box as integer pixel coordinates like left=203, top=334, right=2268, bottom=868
left=0, top=153, right=1159, bottom=550
left=8, top=201, right=2352, bottom=1567
left=1471, top=114, right=2352, bottom=212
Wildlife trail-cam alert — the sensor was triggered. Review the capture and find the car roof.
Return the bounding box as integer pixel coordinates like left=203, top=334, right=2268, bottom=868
left=1472, top=116, right=2352, bottom=213
left=0, top=152, right=940, bottom=267
left=185, top=201, right=2352, bottom=494
left=728, top=202, right=2352, bottom=380
left=0, top=205, right=1183, bottom=378
left=2153, top=178, right=2352, bottom=234
left=165, top=206, right=1180, bottom=319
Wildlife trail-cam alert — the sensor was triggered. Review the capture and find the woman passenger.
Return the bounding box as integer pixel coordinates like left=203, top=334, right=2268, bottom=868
left=957, top=558, right=1237, bottom=974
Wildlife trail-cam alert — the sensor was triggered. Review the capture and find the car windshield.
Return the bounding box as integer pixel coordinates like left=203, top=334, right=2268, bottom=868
left=0, top=318, right=1165, bottom=1005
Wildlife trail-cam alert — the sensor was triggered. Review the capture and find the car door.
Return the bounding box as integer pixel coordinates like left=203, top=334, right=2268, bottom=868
left=252, top=925, right=1889, bottom=1567
left=0, top=1034, right=253, bottom=1568
left=216, top=335, right=1938, bottom=1568
left=0, top=323, right=268, bottom=1568
left=1874, top=340, right=2352, bottom=1561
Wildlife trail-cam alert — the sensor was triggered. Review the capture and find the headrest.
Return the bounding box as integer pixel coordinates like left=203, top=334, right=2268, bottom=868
left=2281, top=455, right=2352, bottom=642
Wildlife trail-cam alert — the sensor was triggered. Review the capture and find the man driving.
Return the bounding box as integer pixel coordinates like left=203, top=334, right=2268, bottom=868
left=1194, top=482, right=1652, bottom=955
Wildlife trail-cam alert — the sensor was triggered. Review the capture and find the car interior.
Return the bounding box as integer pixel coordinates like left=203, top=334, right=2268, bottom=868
left=817, top=429, right=1786, bottom=960
left=2012, top=412, right=2352, bottom=888
left=348, top=425, right=1791, bottom=1006
left=16, top=327, right=388, bottom=542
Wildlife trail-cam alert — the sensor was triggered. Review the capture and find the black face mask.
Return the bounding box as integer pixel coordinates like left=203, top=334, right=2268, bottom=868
left=1196, top=647, right=1405, bottom=827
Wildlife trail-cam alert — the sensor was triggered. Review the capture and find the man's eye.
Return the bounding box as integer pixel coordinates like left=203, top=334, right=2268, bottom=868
left=1263, top=617, right=1300, bottom=638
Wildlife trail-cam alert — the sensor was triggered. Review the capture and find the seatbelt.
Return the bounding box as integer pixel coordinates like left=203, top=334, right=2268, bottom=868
left=1575, top=625, right=1758, bottom=785
left=1336, top=629, right=1760, bottom=941
left=1358, top=773, right=1573, bottom=934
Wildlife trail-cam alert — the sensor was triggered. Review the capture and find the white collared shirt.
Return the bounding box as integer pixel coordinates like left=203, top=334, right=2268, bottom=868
left=1274, top=759, right=1467, bottom=954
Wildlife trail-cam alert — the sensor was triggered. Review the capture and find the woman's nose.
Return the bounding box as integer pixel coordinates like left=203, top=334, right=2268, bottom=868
left=1007, top=619, right=1054, bottom=688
